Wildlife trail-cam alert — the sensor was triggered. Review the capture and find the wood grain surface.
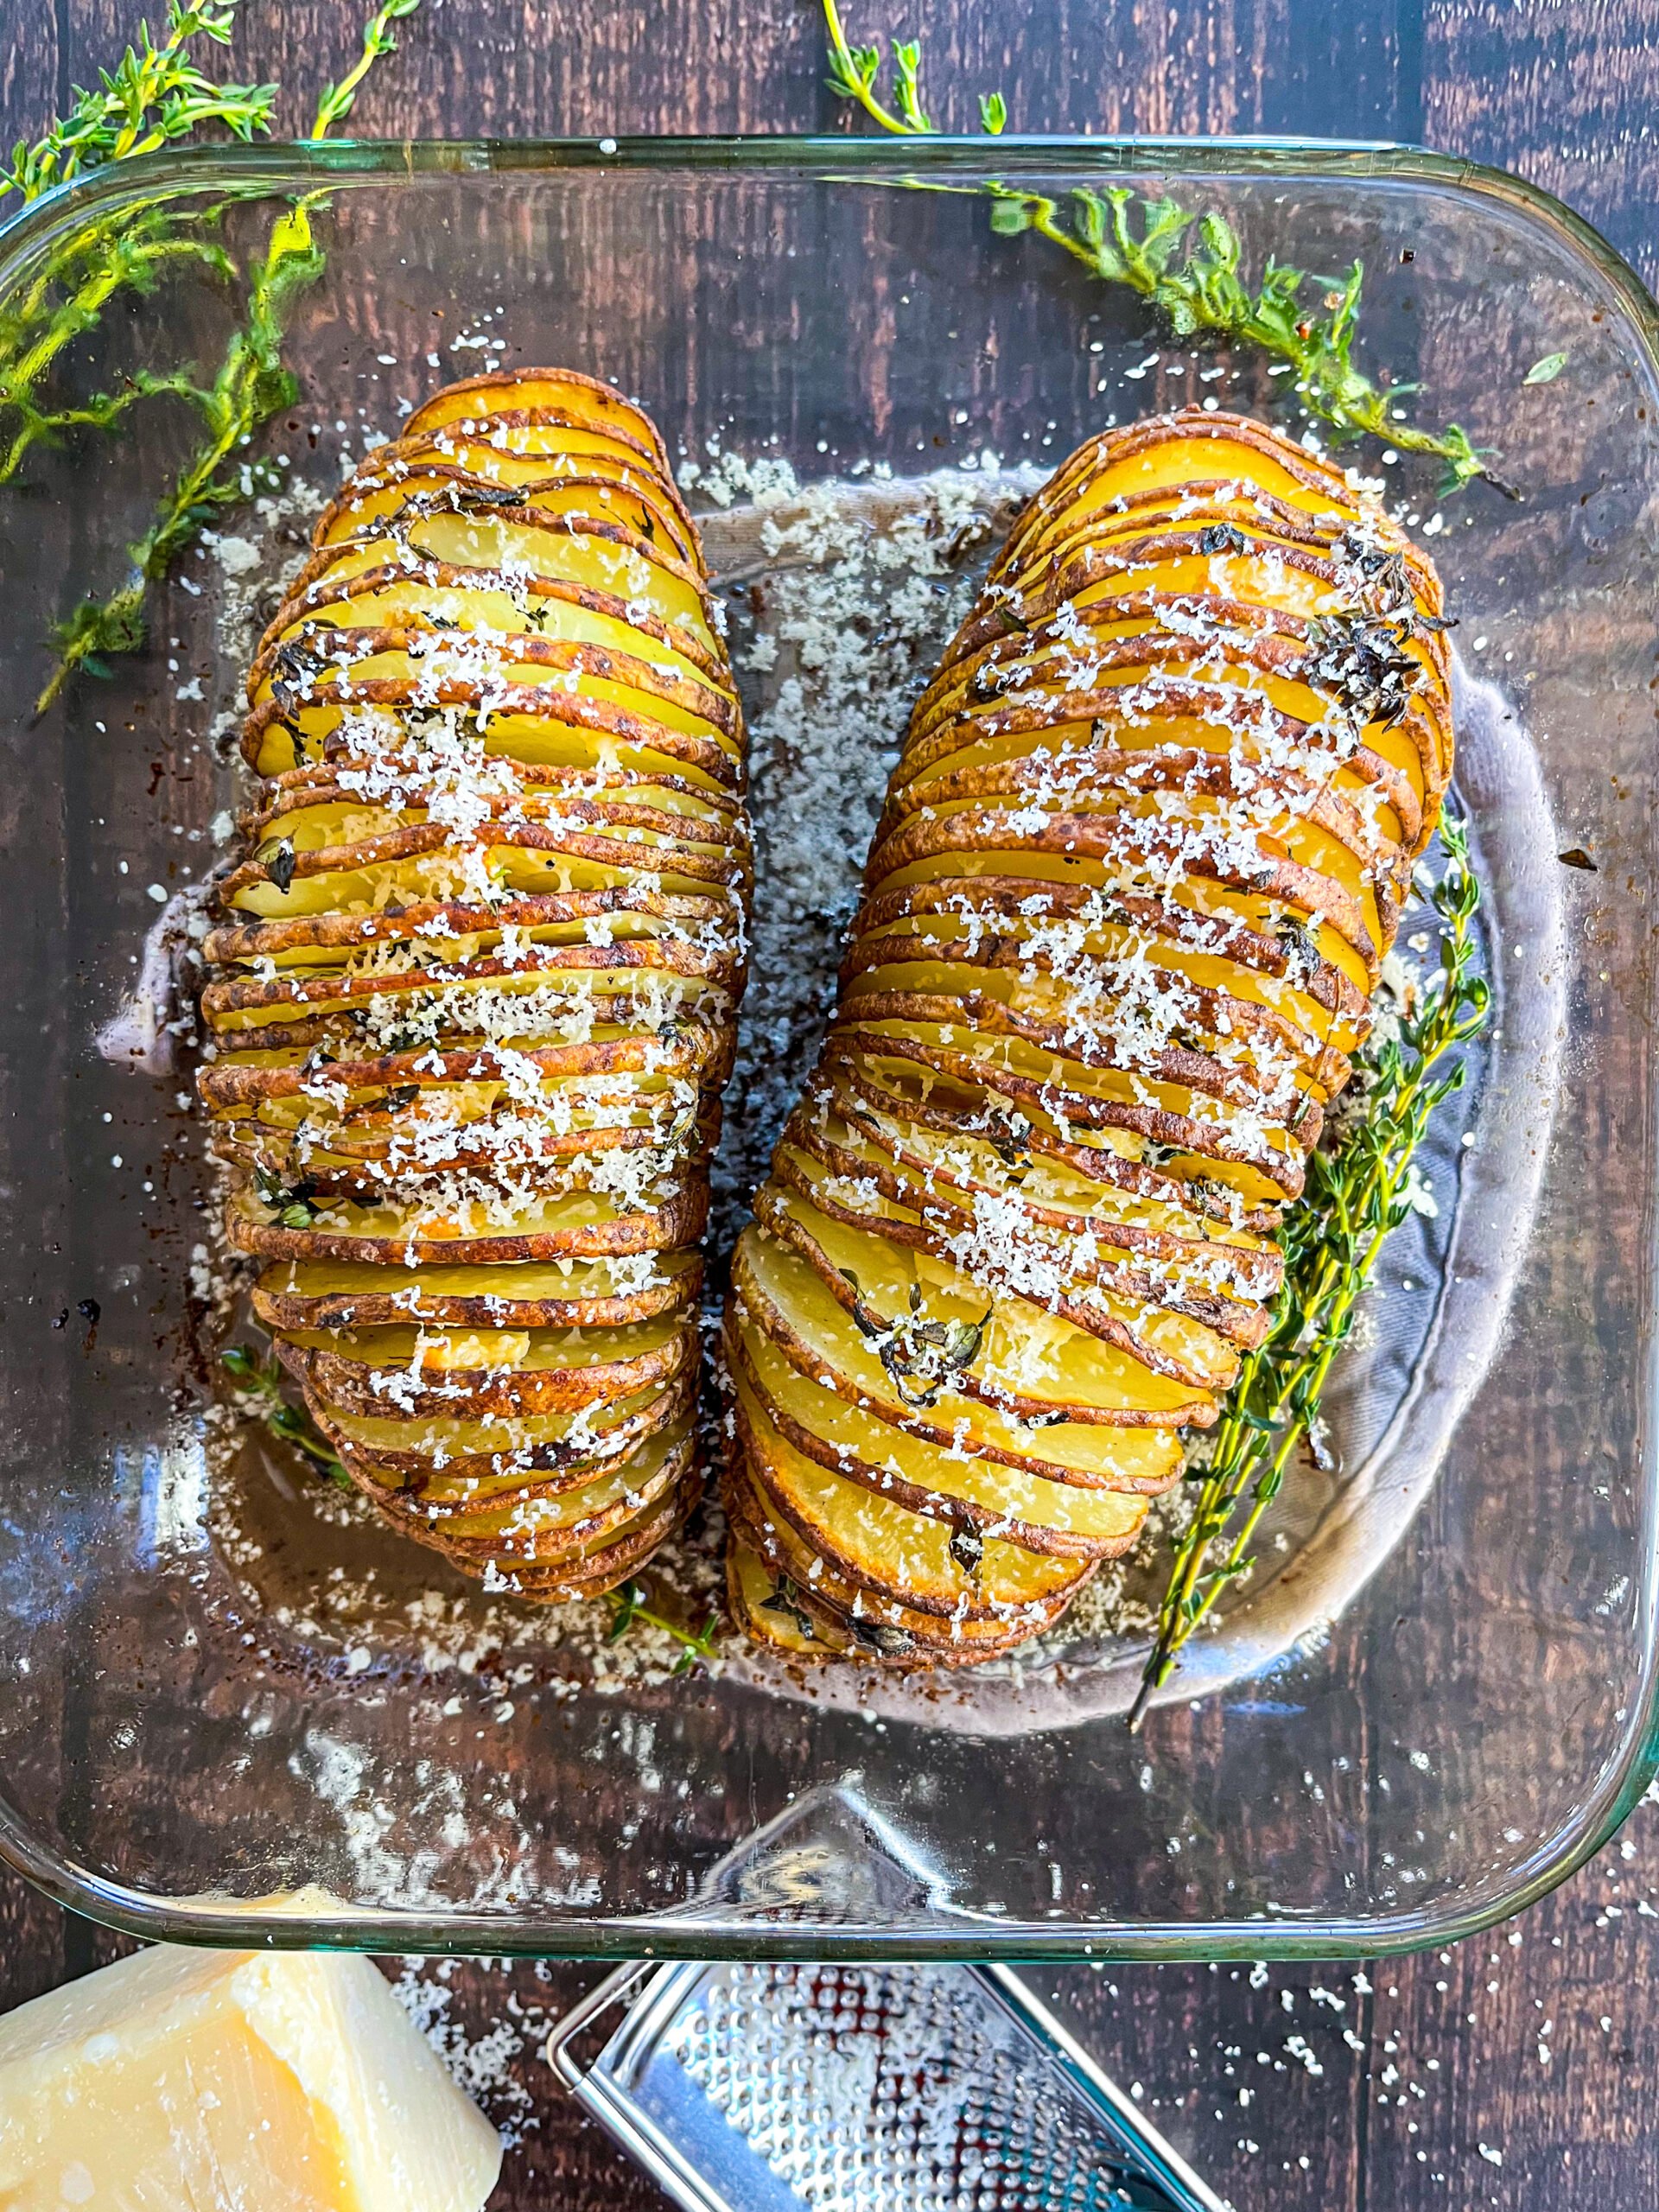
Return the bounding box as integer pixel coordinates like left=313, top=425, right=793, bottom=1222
left=4, top=3, right=1659, bottom=2210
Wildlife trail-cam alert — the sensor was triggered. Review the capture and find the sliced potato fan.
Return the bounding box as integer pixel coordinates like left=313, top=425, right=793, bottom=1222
left=200, top=368, right=747, bottom=1598
left=726, top=408, right=1452, bottom=1666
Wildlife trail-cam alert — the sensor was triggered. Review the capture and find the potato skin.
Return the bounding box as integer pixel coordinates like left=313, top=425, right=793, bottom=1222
left=200, top=368, right=747, bottom=1599
left=725, top=408, right=1452, bottom=1668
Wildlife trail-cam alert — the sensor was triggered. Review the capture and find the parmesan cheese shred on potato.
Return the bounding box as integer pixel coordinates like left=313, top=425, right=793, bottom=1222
left=723, top=408, right=1454, bottom=1668
left=196, top=369, right=749, bottom=1599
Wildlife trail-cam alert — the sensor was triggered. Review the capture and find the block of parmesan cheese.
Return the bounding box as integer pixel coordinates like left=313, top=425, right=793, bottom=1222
left=0, top=1943, right=502, bottom=2211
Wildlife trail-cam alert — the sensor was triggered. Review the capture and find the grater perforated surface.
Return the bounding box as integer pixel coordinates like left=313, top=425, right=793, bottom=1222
left=671, top=1961, right=1164, bottom=2211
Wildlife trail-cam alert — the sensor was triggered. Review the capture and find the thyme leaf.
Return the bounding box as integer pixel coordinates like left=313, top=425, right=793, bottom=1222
left=1127, top=813, right=1489, bottom=1729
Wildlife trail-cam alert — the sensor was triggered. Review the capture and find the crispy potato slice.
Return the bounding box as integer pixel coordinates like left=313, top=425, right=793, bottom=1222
left=251, top=1251, right=701, bottom=1333
left=307, top=1367, right=690, bottom=1495
left=725, top=1468, right=1059, bottom=1663
left=727, top=1531, right=847, bottom=1658
left=751, top=1185, right=1212, bottom=1427
left=289, top=1309, right=695, bottom=1420
left=369, top=1422, right=695, bottom=1567
left=225, top=1176, right=708, bottom=1268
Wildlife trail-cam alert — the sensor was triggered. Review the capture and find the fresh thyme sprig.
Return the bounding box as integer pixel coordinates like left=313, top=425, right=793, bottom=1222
left=1126, top=815, right=1489, bottom=1730
left=821, top=2, right=1510, bottom=498
left=606, top=1576, right=721, bottom=1675
left=0, top=3, right=274, bottom=488
left=824, top=0, right=1005, bottom=136
left=3, top=3, right=276, bottom=204
left=25, top=0, right=422, bottom=708
left=38, top=197, right=324, bottom=710
left=220, top=1340, right=352, bottom=1489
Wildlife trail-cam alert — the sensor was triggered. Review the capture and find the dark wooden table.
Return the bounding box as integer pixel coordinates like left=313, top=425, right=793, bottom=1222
left=5, top=3, right=1659, bottom=2206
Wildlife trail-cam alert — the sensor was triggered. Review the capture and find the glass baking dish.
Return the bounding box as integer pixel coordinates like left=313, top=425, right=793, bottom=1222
left=0, top=132, right=1655, bottom=1963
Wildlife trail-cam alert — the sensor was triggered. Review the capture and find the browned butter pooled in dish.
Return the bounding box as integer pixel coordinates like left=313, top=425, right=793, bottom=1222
left=723, top=408, right=1454, bottom=1668
left=195, top=369, right=749, bottom=1600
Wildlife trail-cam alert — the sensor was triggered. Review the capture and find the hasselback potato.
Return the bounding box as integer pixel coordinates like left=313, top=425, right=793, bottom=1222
left=725, top=408, right=1452, bottom=1666
left=200, top=368, right=748, bottom=1599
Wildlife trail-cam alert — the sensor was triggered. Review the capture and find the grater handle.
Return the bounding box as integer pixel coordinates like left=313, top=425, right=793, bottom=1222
left=545, top=1961, right=651, bottom=2091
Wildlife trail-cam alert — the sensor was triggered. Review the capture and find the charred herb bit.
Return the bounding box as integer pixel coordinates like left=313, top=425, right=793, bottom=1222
left=820, top=2, right=1510, bottom=499
left=760, top=1576, right=820, bottom=1642
left=1336, top=531, right=1458, bottom=638
left=849, top=1616, right=918, bottom=1657
left=1300, top=612, right=1422, bottom=728
left=415, top=480, right=528, bottom=518
left=220, top=1341, right=351, bottom=1488
left=253, top=1161, right=318, bottom=1227
left=949, top=1523, right=984, bottom=1576
left=984, top=1105, right=1033, bottom=1169
left=270, top=637, right=334, bottom=702
left=1128, top=814, right=1488, bottom=1729
left=1273, top=914, right=1323, bottom=983
left=606, top=1576, right=721, bottom=1675
left=1197, top=522, right=1249, bottom=556
left=261, top=836, right=297, bottom=893
left=839, top=1268, right=990, bottom=1409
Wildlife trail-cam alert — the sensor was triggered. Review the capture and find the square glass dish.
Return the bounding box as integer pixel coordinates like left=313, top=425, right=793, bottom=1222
left=0, top=133, right=1656, bottom=1962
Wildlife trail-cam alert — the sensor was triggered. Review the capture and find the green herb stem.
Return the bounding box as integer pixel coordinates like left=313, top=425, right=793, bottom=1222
left=11, top=0, right=421, bottom=707
left=0, top=366, right=200, bottom=486
left=220, top=1341, right=352, bottom=1487
left=38, top=197, right=324, bottom=712
left=606, top=1576, right=721, bottom=1674
left=311, top=0, right=423, bottom=139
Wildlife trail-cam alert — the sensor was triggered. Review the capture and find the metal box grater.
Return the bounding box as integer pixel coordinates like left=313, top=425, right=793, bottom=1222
left=548, top=1796, right=1225, bottom=2212
left=548, top=1958, right=1225, bottom=2212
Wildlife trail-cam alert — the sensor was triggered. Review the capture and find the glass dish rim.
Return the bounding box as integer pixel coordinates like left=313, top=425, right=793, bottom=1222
left=3, top=130, right=1656, bottom=1964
